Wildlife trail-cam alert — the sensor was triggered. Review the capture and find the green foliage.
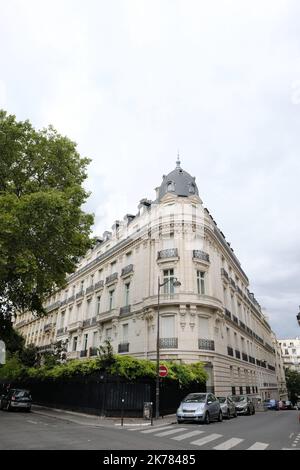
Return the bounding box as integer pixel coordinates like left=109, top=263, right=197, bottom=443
left=19, top=344, right=39, bottom=367
left=0, top=354, right=27, bottom=381
left=96, top=339, right=116, bottom=369
left=0, top=110, right=94, bottom=318
left=0, top=349, right=208, bottom=387
left=0, top=319, right=25, bottom=354
left=285, top=368, right=300, bottom=402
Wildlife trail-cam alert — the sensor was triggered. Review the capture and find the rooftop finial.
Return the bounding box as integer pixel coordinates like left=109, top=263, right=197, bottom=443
left=176, top=150, right=181, bottom=169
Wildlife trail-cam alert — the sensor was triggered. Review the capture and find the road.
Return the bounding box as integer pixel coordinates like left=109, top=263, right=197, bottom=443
left=0, top=409, right=299, bottom=450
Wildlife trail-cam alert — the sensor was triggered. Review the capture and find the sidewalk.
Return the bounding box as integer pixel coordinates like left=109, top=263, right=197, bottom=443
left=32, top=405, right=177, bottom=428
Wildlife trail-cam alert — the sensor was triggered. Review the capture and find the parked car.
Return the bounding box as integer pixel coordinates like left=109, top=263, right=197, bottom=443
left=0, top=389, right=32, bottom=412
left=264, top=399, right=279, bottom=410
left=229, top=395, right=255, bottom=415
left=296, top=401, right=300, bottom=410
left=278, top=400, right=288, bottom=410
left=285, top=400, right=294, bottom=410
left=177, top=392, right=223, bottom=424
left=216, top=396, right=237, bottom=419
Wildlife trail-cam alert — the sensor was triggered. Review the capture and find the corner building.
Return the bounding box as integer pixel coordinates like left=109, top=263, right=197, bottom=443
left=15, top=160, right=280, bottom=399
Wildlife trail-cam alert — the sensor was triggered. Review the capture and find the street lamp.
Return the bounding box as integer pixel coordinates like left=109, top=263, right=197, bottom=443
left=155, top=275, right=181, bottom=419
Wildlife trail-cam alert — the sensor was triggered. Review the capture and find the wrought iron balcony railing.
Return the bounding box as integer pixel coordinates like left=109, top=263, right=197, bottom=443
left=221, top=268, right=229, bottom=280
left=120, top=305, right=131, bottom=315
left=193, top=250, right=210, bottom=262
left=157, top=248, right=178, bottom=260
left=118, top=343, right=129, bottom=353
left=198, top=338, right=215, bottom=351
left=121, top=264, right=134, bottom=276
left=89, top=347, right=98, bottom=357
left=94, top=280, right=104, bottom=290
left=105, top=272, right=118, bottom=284
left=86, top=285, right=95, bottom=295
left=225, top=308, right=231, bottom=319
left=159, top=337, right=178, bottom=349
left=80, top=350, right=88, bottom=357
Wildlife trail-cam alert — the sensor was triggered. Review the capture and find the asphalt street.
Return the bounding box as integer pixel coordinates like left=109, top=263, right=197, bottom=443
left=0, top=408, right=299, bottom=450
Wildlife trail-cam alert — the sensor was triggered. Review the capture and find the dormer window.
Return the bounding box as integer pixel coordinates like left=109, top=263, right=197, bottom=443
left=167, top=181, right=175, bottom=192
left=188, top=183, right=196, bottom=194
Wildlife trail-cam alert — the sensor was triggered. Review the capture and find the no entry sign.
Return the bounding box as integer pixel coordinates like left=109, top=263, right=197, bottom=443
left=159, top=365, right=168, bottom=377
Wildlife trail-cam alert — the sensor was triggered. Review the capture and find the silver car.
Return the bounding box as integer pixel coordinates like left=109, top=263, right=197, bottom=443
left=216, top=396, right=237, bottom=419
left=177, top=392, right=223, bottom=424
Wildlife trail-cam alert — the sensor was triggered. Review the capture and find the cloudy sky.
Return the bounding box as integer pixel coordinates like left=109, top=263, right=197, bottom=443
left=1, top=0, right=299, bottom=338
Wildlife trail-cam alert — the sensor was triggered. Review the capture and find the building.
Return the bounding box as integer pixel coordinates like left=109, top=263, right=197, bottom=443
left=278, top=337, right=300, bottom=373
left=14, top=160, right=281, bottom=399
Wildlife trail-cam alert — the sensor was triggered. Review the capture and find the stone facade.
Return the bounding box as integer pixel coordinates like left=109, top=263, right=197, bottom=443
left=14, top=162, right=283, bottom=399
left=278, top=337, right=300, bottom=373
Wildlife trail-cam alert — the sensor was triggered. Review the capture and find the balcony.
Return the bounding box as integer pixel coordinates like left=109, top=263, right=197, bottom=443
left=68, top=295, right=75, bottom=303
left=227, top=346, right=234, bottom=356
left=37, top=344, right=54, bottom=353
left=76, top=290, right=84, bottom=300
left=118, top=343, right=129, bottom=353
left=44, top=323, right=53, bottom=333
left=225, top=308, right=231, bottom=320
left=83, top=319, right=91, bottom=328
left=67, top=351, right=80, bottom=360
left=80, top=350, right=88, bottom=358
left=89, top=347, right=98, bottom=357
left=198, top=339, right=215, bottom=351
left=249, top=356, right=256, bottom=364
left=239, top=321, right=246, bottom=330
left=57, top=327, right=68, bottom=336
left=105, top=272, right=118, bottom=285
left=236, top=286, right=243, bottom=297
left=60, top=299, right=68, bottom=307
left=229, top=278, right=236, bottom=289
left=157, top=248, right=179, bottom=260
left=86, top=285, right=95, bottom=295
left=160, top=337, right=178, bottom=349
left=67, top=321, right=83, bottom=333
left=94, top=280, right=104, bottom=290
left=193, top=250, right=210, bottom=263
left=233, top=315, right=239, bottom=325
left=45, top=301, right=61, bottom=313
left=268, top=364, right=276, bottom=372
left=91, top=316, right=97, bottom=326
left=235, top=349, right=241, bottom=359
left=120, top=305, right=131, bottom=316
left=121, top=264, right=134, bottom=277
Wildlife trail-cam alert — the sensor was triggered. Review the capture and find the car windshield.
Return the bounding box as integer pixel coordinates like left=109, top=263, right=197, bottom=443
left=231, top=396, right=246, bottom=403
left=14, top=390, right=30, bottom=398
left=183, top=394, right=206, bottom=403
left=217, top=397, right=226, bottom=403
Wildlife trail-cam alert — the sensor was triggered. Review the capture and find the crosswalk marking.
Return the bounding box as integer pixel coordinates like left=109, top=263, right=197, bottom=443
left=191, top=433, right=223, bottom=447
left=171, top=430, right=205, bottom=441
left=154, top=428, right=187, bottom=437
left=247, top=442, right=269, bottom=450
left=141, top=425, right=175, bottom=434
left=213, top=438, right=244, bottom=450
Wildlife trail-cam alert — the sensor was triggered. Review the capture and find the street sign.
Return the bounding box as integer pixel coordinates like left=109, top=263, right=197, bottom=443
left=159, top=365, right=168, bottom=377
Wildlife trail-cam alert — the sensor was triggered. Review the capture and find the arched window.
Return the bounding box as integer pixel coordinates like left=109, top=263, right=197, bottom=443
left=189, top=182, right=195, bottom=194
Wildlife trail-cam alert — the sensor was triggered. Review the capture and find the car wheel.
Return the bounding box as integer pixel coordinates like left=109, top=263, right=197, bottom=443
left=218, top=411, right=223, bottom=422
left=177, top=420, right=182, bottom=424
left=247, top=407, right=251, bottom=415
left=5, top=402, right=11, bottom=411
left=234, top=410, right=238, bottom=418
left=204, top=412, right=210, bottom=425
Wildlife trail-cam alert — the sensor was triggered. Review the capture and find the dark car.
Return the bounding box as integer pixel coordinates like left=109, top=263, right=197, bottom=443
left=216, top=396, right=237, bottom=419
left=0, top=388, right=32, bottom=412
left=264, top=399, right=279, bottom=410
left=229, top=395, right=255, bottom=415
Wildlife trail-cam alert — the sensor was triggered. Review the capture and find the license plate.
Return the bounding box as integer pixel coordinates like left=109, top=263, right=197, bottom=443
left=17, top=402, right=28, bottom=407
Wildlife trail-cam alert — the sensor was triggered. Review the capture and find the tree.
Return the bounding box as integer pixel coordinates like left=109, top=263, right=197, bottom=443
left=19, top=343, right=40, bottom=367
left=285, top=369, right=300, bottom=404
left=41, top=339, right=69, bottom=368
left=0, top=110, right=94, bottom=321
left=0, top=317, right=24, bottom=354
left=96, top=339, right=116, bottom=369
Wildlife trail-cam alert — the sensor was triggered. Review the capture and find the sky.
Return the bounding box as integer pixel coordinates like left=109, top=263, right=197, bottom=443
left=0, top=0, right=299, bottom=338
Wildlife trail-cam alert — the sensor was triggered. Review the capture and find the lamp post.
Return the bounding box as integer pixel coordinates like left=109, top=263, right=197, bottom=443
left=155, top=275, right=181, bottom=419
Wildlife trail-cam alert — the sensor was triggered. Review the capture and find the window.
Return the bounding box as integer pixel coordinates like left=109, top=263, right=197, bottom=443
left=126, top=252, right=132, bottom=263
left=188, top=182, right=196, bottom=194
left=106, top=328, right=112, bottom=339
left=80, top=280, right=84, bottom=292
left=160, top=315, right=175, bottom=338
left=167, top=181, right=175, bottom=192
left=110, top=261, right=116, bottom=274
left=197, top=271, right=205, bottom=295
left=122, top=324, right=129, bottom=342
left=163, top=269, right=174, bottom=294
left=73, top=336, right=78, bottom=351
left=96, top=296, right=101, bottom=315
left=239, top=386, right=243, bottom=395
left=83, top=334, right=88, bottom=351
left=125, top=283, right=130, bottom=306
left=109, top=290, right=115, bottom=310
left=198, top=316, right=210, bottom=339
left=60, top=312, right=65, bottom=328
left=86, top=299, right=91, bottom=318
left=90, top=274, right=94, bottom=286
left=98, top=269, right=103, bottom=280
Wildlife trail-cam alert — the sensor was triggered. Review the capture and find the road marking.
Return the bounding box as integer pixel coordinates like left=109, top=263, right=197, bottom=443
left=141, top=425, right=174, bottom=434
left=213, top=438, right=244, bottom=450
left=191, top=433, right=223, bottom=447
left=289, top=433, right=295, bottom=439
left=171, top=430, right=205, bottom=441
left=27, top=420, right=38, bottom=425
left=247, top=442, right=269, bottom=450
left=154, top=427, right=187, bottom=437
